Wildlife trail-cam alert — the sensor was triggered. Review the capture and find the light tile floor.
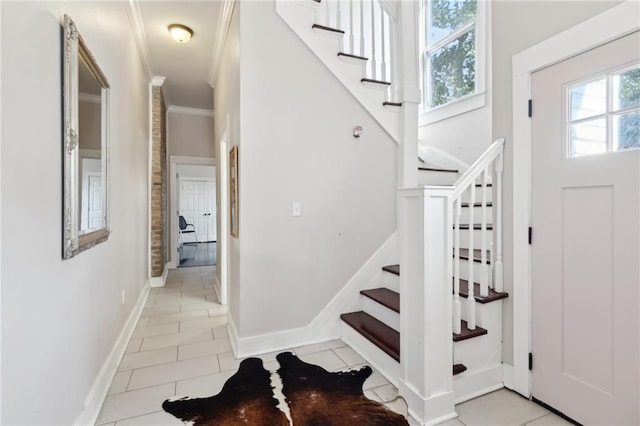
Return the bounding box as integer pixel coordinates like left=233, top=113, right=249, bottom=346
left=97, top=266, right=572, bottom=426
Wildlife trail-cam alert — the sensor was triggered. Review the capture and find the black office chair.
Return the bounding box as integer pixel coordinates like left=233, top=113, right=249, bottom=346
left=179, top=215, right=199, bottom=247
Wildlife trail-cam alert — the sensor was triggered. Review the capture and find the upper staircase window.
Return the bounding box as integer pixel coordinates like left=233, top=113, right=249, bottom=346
left=420, top=0, right=487, bottom=124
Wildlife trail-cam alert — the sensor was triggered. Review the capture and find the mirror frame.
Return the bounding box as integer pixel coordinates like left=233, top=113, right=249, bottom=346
left=62, top=14, right=110, bottom=259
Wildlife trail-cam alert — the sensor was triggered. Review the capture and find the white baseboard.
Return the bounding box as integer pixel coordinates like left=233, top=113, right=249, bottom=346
left=398, top=378, right=456, bottom=426
left=310, top=232, right=397, bottom=328
left=503, top=363, right=514, bottom=391
left=149, top=263, right=170, bottom=288
left=453, top=364, right=504, bottom=404
left=74, top=282, right=150, bottom=426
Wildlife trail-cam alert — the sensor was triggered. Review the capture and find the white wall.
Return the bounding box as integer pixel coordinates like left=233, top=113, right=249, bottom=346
left=168, top=109, right=215, bottom=158
left=1, top=2, right=149, bottom=424
left=491, top=0, right=624, bottom=365
left=231, top=1, right=397, bottom=338
left=213, top=3, right=241, bottom=323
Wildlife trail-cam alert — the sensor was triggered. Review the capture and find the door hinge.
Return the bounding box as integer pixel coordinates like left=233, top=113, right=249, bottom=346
left=528, top=227, right=533, bottom=244
left=529, top=352, right=533, bottom=370
left=528, top=99, right=533, bottom=117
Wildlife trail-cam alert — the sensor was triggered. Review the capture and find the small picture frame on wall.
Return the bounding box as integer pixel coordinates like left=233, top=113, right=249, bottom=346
left=229, top=145, right=239, bottom=238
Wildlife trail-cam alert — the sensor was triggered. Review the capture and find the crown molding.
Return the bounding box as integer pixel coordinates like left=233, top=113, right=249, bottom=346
left=123, top=0, right=153, bottom=80
left=208, top=0, right=237, bottom=88
left=167, top=105, right=214, bottom=117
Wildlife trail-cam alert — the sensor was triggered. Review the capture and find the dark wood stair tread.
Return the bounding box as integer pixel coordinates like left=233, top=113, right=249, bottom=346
left=360, top=288, right=400, bottom=313
left=461, top=202, right=493, bottom=208
left=453, top=320, right=488, bottom=342
left=382, top=264, right=400, bottom=276
left=361, top=77, right=391, bottom=86
left=456, top=248, right=492, bottom=265
left=456, top=279, right=509, bottom=304
left=418, top=166, right=459, bottom=173
left=337, top=52, right=368, bottom=61
left=455, top=224, right=494, bottom=230
left=383, top=101, right=402, bottom=107
left=341, top=311, right=400, bottom=361
left=453, top=364, right=467, bottom=375
left=311, top=23, right=344, bottom=34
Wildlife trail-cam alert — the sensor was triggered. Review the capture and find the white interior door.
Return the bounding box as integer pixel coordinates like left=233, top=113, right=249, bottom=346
left=531, top=32, right=639, bottom=425
left=180, top=179, right=215, bottom=242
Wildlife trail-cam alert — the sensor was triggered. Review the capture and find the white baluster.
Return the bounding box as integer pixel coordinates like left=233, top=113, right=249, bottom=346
left=454, top=200, right=462, bottom=335
left=370, top=0, right=377, bottom=80
left=359, top=0, right=365, bottom=57
left=495, top=152, right=504, bottom=293
left=480, top=168, right=489, bottom=297
left=467, top=184, right=476, bottom=330
left=349, top=0, right=355, bottom=54
left=380, top=3, right=386, bottom=81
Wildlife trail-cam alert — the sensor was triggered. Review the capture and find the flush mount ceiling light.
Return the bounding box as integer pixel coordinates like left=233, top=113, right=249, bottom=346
left=168, top=24, right=193, bottom=43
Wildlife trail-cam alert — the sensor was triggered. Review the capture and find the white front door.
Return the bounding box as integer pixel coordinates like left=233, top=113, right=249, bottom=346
left=531, top=32, right=639, bottom=425
left=180, top=179, right=216, bottom=242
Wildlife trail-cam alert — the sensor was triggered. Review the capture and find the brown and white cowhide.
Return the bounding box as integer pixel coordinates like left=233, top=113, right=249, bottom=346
left=162, top=351, right=409, bottom=425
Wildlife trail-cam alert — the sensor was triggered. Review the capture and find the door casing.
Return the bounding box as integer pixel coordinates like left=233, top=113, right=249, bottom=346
left=511, top=0, right=640, bottom=398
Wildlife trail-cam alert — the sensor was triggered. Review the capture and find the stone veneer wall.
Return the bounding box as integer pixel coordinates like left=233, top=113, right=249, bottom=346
left=151, top=85, right=167, bottom=277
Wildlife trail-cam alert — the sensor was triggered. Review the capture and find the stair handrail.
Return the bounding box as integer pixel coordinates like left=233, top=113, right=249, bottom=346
left=452, top=139, right=504, bottom=198
left=451, top=138, right=504, bottom=334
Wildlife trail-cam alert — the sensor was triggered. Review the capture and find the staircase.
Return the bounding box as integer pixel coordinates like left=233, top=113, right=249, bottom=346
left=275, top=1, right=507, bottom=423
left=276, top=0, right=403, bottom=142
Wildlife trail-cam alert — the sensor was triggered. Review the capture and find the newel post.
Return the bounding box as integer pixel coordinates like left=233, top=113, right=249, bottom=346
left=399, top=187, right=456, bottom=425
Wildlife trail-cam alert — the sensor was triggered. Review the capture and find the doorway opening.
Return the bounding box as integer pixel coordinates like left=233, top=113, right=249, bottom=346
left=169, top=156, right=217, bottom=269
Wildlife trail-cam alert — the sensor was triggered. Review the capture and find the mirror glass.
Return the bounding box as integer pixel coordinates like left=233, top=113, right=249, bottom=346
left=63, top=15, right=110, bottom=259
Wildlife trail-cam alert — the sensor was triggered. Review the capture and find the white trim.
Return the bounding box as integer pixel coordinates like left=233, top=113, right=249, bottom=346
left=208, top=0, right=237, bottom=87
left=123, top=0, right=153, bottom=80
left=149, top=264, right=169, bottom=288
left=169, top=156, right=216, bottom=268
left=151, top=76, right=166, bottom=86
left=167, top=105, right=214, bottom=117
left=420, top=92, right=486, bottom=126
left=232, top=322, right=340, bottom=359
left=453, top=364, right=504, bottom=404
left=219, top=132, right=229, bottom=306
left=511, top=0, right=640, bottom=399
left=503, top=363, right=514, bottom=390
left=0, top=2, right=3, bottom=419
left=79, top=93, right=101, bottom=104
left=74, top=282, right=150, bottom=426
left=310, top=232, right=398, bottom=326
left=420, top=0, right=489, bottom=120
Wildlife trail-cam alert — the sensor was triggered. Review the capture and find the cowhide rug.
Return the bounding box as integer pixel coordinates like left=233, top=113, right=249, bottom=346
left=162, top=351, right=409, bottom=425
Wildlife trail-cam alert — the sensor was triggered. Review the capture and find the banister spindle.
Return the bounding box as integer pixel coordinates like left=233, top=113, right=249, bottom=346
left=467, top=184, right=476, bottom=330
left=380, top=3, right=387, bottom=81
left=454, top=200, right=462, bottom=335
left=370, top=0, right=377, bottom=80
left=349, top=0, right=355, bottom=53
left=480, top=168, right=489, bottom=297
left=359, top=0, right=365, bottom=57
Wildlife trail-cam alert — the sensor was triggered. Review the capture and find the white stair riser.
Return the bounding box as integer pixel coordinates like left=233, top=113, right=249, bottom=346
left=340, top=322, right=400, bottom=387
left=362, top=297, right=400, bottom=332
left=460, top=190, right=493, bottom=204
left=453, top=303, right=502, bottom=374
left=418, top=170, right=459, bottom=186
left=459, top=207, right=493, bottom=224
left=454, top=259, right=491, bottom=283
left=381, top=271, right=399, bottom=293
left=455, top=229, right=493, bottom=249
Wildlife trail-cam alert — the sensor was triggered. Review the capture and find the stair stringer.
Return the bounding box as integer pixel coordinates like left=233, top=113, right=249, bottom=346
left=276, top=0, right=401, bottom=143
left=309, top=232, right=398, bottom=328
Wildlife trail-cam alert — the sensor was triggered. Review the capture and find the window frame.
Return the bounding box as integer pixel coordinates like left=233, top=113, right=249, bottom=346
left=564, top=62, right=640, bottom=158
left=419, top=0, right=488, bottom=126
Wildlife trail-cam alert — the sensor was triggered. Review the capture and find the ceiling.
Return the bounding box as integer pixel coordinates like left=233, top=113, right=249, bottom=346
left=136, top=1, right=223, bottom=110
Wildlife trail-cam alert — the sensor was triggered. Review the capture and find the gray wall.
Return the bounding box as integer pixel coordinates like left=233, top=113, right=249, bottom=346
left=1, top=2, right=150, bottom=423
